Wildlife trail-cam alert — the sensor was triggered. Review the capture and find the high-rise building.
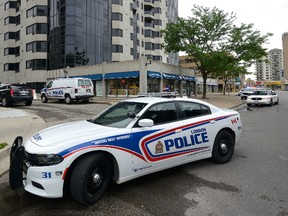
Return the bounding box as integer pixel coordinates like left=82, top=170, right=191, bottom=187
left=283, top=32, right=288, bottom=81
left=0, top=0, right=178, bottom=84
left=256, top=48, right=283, bottom=81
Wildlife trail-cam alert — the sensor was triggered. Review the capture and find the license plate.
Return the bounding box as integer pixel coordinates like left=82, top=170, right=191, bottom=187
left=86, top=89, right=91, bottom=92
left=19, top=91, right=28, bottom=95
left=254, top=101, right=259, bottom=103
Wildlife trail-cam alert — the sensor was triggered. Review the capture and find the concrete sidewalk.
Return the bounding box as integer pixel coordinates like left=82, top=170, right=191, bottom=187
left=0, top=93, right=244, bottom=176
left=0, top=108, right=47, bottom=176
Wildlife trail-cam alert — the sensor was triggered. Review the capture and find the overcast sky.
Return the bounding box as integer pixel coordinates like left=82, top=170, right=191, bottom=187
left=178, top=0, right=288, bottom=51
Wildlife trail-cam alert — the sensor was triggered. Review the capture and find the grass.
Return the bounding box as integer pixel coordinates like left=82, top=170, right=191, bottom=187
left=0, top=143, right=8, bottom=150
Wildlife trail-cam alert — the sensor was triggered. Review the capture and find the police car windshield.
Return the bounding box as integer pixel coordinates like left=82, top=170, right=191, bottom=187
left=91, top=102, right=147, bottom=128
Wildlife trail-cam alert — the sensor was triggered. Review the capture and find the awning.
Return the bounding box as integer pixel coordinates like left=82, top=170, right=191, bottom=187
left=147, top=71, right=161, bottom=79
left=181, top=76, right=196, bottom=81
left=70, top=74, right=102, bottom=81
left=163, top=73, right=182, bottom=80
left=235, top=77, right=242, bottom=85
left=104, top=71, right=139, bottom=79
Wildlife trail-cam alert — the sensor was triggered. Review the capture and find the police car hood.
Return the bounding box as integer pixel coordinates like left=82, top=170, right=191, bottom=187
left=30, top=120, right=121, bottom=147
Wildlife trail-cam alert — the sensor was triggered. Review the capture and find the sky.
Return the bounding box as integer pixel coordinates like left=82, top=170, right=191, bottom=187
left=178, top=0, right=288, bottom=50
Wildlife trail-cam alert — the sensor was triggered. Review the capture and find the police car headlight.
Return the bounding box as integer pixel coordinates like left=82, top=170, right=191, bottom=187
left=28, top=154, right=63, bottom=166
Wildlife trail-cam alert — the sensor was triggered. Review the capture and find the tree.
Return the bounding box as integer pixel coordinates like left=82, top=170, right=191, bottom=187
left=161, top=5, right=272, bottom=98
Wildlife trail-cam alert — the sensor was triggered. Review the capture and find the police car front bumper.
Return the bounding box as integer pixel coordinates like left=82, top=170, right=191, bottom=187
left=9, top=137, right=65, bottom=198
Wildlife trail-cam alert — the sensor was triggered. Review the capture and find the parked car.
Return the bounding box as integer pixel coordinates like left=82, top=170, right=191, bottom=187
left=240, top=88, right=259, bottom=100
left=246, top=90, right=279, bottom=106
left=40, top=77, right=94, bottom=104
left=10, top=96, right=242, bottom=205
left=237, top=88, right=245, bottom=96
left=0, top=83, right=33, bottom=107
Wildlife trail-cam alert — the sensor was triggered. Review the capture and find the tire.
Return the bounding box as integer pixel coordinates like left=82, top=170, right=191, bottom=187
left=212, top=130, right=235, bottom=164
left=70, top=154, right=112, bottom=205
left=25, top=100, right=32, bottom=106
left=41, top=94, right=48, bottom=103
left=269, top=99, right=273, bottom=106
left=2, top=97, right=9, bottom=107
left=65, top=94, right=72, bottom=104
left=275, top=98, right=279, bottom=105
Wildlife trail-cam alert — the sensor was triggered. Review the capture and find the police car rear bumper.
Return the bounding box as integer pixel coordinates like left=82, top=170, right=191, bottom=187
left=75, top=95, right=94, bottom=100
left=9, top=137, right=64, bottom=198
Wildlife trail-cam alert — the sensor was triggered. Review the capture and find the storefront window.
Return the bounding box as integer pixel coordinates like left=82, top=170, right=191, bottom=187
left=147, top=79, right=160, bottom=92
left=106, top=78, right=139, bottom=97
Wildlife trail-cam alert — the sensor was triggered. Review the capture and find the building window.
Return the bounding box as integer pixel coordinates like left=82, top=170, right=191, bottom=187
left=26, top=41, right=47, bottom=52
left=153, top=56, right=162, bottom=61
left=4, top=48, right=15, bottom=56
left=4, top=63, right=19, bottom=72
left=4, top=32, right=16, bottom=40
left=4, top=1, right=17, bottom=10
left=154, top=7, right=162, bottom=14
left=145, top=42, right=154, bottom=50
left=144, top=29, right=154, bottom=38
left=112, top=0, right=123, bottom=5
left=154, top=43, right=161, bottom=49
left=27, top=5, right=48, bottom=18
left=4, top=16, right=17, bottom=25
left=112, top=29, right=123, bottom=37
left=16, top=15, right=21, bottom=25
left=112, top=12, right=123, bottom=21
left=154, top=19, right=162, bottom=26
left=154, top=31, right=162, bottom=38
left=26, top=23, right=48, bottom=35
left=26, top=59, right=47, bottom=70
left=112, top=45, right=123, bottom=53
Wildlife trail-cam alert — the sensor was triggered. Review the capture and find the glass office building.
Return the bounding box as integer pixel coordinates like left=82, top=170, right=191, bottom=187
left=48, top=0, right=112, bottom=70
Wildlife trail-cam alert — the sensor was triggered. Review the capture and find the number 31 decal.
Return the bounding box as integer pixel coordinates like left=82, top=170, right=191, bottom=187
left=42, top=172, right=52, bottom=178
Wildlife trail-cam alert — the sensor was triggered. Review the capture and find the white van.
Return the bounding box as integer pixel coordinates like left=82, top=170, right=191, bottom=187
left=40, top=77, right=94, bottom=104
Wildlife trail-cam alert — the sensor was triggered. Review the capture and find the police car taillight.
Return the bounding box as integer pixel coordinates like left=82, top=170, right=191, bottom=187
left=10, top=88, right=14, bottom=96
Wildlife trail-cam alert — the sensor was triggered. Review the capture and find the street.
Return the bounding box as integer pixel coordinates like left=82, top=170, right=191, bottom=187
left=0, top=92, right=288, bottom=216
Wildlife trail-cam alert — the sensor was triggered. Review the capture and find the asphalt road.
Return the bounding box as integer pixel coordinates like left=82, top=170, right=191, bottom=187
left=0, top=92, right=287, bottom=216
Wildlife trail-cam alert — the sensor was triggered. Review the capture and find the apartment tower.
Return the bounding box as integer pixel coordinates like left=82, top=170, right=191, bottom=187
left=283, top=32, right=288, bottom=81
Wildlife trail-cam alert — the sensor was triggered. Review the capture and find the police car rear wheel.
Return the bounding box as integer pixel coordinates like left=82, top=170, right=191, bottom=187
left=70, top=154, right=112, bottom=205
left=65, top=95, right=72, bottom=104
left=212, top=130, right=235, bottom=163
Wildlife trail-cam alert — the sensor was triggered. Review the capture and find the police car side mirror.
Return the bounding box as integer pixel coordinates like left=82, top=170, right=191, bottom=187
left=138, top=119, right=154, bottom=127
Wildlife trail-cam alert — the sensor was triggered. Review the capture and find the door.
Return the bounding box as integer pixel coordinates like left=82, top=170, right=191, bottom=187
left=175, top=101, right=215, bottom=161
left=131, top=101, right=185, bottom=175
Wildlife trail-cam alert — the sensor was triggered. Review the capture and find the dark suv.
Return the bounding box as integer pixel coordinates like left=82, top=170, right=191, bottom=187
left=0, top=83, right=33, bottom=107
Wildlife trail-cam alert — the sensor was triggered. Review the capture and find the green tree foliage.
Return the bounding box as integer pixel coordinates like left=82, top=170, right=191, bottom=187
left=161, top=5, right=272, bottom=98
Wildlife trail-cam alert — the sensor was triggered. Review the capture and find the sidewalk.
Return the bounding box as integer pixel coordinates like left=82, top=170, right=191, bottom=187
left=0, top=93, right=244, bottom=176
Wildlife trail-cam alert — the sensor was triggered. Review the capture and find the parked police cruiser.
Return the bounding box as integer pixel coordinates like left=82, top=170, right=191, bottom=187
left=9, top=96, right=242, bottom=205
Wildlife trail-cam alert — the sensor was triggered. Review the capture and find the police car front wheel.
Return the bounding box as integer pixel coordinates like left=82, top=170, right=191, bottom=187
left=70, top=153, right=112, bottom=205
left=212, top=130, right=235, bottom=164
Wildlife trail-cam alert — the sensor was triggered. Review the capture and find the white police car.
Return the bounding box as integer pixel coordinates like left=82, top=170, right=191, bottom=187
left=9, top=97, right=242, bottom=205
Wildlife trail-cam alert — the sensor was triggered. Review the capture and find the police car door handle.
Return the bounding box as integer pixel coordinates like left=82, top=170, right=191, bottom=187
left=210, top=120, right=216, bottom=124
left=175, top=129, right=182, bottom=133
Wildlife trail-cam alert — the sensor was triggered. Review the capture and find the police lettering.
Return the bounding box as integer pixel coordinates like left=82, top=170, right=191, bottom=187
left=164, top=132, right=209, bottom=151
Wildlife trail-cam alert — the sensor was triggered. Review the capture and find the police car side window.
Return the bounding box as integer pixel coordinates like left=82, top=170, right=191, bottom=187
left=141, top=102, right=177, bottom=125
left=177, top=101, right=211, bottom=119
left=47, top=81, right=53, bottom=88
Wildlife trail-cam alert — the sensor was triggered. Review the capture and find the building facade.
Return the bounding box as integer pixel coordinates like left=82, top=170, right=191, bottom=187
left=256, top=49, right=283, bottom=80
left=47, top=57, right=195, bottom=98
left=0, top=0, right=179, bottom=87
left=283, top=33, right=288, bottom=88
